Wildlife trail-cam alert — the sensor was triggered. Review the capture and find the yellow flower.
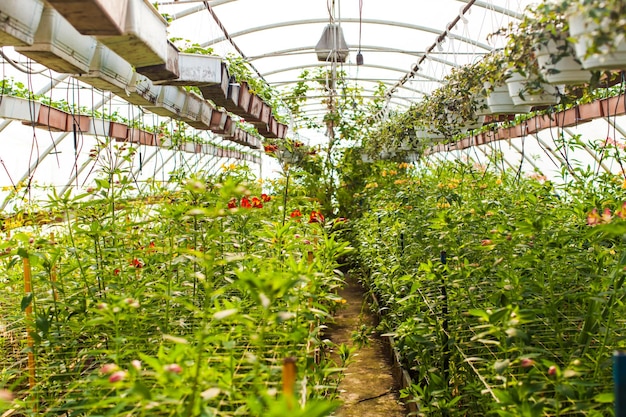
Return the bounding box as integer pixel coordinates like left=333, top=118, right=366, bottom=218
left=394, top=179, right=407, bottom=185
left=381, top=171, right=387, bottom=177
left=496, top=178, right=502, bottom=185
left=621, top=178, right=626, bottom=189
left=365, top=182, right=378, bottom=189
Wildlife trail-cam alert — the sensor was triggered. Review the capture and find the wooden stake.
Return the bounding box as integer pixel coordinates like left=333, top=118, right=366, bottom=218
left=50, top=233, right=58, bottom=301
left=282, top=357, right=297, bottom=409
left=23, top=257, right=36, bottom=391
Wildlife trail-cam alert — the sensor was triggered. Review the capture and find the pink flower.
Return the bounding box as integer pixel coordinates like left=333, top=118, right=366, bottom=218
left=164, top=363, right=182, bottom=374
left=108, top=370, right=127, bottom=383
left=100, top=363, right=119, bottom=374
left=548, top=365, right=557, bottom=377
left=520, top=358, right=534, bottom=368
left=0, top=389, right=14, bottom=402
left=131, top=360, right=142, bottom=370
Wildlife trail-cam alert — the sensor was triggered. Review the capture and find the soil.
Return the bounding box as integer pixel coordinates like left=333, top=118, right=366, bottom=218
left=326, top=276, right=407, bottom=417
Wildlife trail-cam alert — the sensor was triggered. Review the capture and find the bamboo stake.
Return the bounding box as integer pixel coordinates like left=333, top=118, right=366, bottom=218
left=50, top=233, right=58, bottom=301
left=282, top=357, right=297, bottom=409
left=23, top=257, right=36, bottom=391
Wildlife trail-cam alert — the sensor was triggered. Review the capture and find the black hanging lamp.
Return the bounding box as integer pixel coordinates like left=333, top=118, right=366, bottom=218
left=356, top=0, right=364, bottom=65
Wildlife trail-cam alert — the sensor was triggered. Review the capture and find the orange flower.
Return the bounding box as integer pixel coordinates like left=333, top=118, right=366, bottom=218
left=290, top=209, right=302, bottom=219
left=251, top=196, right=263, bottom=208
left=241, top=196, right=252, bottom=209
left=261, top=193, right=271, bottom=202
left=227, top=198, right=238, bottom=209
left=264, top=144, right=278, bottom=154
left=587, top=208, right=600, bottom=226
left=131, top=258, right=144, bottom=268
left=602, top=207, right=613, bottom=223
left=308, top=210, right=325, bottom=224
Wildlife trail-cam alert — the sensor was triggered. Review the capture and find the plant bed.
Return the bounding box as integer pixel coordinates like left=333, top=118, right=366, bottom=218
left=15, top=7, right=98, bottom=74
left=98, top=0, right=169, bottom=70
left=198, top=62, right=230, bottom=107
left=159, top=53, right=223, bottom=86
left=46, top=0, right=129, bottom=36
left=125, top=72, right=162, bottom=106
left=0, top=96, right=41, bottom=122
left=0, top=0, right=44, bottom=46
left=77, top=43, right=134, bottom=96
left=136, top=41, right=180, bottom=82
left=144, top=85, right=186, bottom=118
left=25, top=104, right=68, bottom=131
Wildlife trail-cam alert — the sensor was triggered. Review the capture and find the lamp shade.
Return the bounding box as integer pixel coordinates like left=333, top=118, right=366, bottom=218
left=315, top=23, right=349, bottom=63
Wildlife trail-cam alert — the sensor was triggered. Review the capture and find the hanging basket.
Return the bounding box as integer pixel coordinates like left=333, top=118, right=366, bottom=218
left=569, top=12, right=626, bottom=71
left=144, top=85, right=187, bottom=118
left=486, top=83, right=532, bottom=114
left=505, top=72, right=561, bottom=107
left=536, top=39, right=592, bottom=85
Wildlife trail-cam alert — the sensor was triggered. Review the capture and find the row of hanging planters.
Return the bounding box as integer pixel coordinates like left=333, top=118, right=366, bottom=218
left=0, top=162, right=349, bottom=416
left=362, top=0, right=626, bottom=162
left=345, top=157, right=625, bottom=416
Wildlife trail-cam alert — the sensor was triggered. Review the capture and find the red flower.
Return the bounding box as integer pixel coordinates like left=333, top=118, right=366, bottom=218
left=227, top=198, right=238, bottom=209
left=241, top=196, right=252, bottom=209
left=251, top=196, right=263, bottom=208
left=290, top=209, right=302, bottom=220
left=264, top=144, right=278, bottom=154
left=114, top=268, right=120, bottom=276
left=131, top=258, right=144, bottom=268
left=261, top=193, right=271, bottom=202
left=308, top=210, right=325, bottom=224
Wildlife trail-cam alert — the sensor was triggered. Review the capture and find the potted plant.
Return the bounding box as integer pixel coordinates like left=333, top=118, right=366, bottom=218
left=567, top=0, right=626, bottom=70
left=501, top=18, right=563, bottom=107
left=522, top=1, right=593, bottom=85
left=478, top=50, right=532, bottom=114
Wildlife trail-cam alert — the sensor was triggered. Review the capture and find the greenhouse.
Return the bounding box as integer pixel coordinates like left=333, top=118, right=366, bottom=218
left=0, top=0, right=626, bottom=415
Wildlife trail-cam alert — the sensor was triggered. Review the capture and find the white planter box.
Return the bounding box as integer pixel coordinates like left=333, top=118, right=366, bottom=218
left=0, top=96, right=41, bottom=122
left=15, top=7, right=97, bottom=74
left=126, top=72, right=162, bottom=106
left=187, top=101, right=213, bottom=130
left=0, top=0, right=44, bottom=46
left=159, top=53, right=222, bottom=86
left=180, top=92, right=203, bottom=124
left=486, top=83, right=531, bottom=114
left=536, top=40, right=591, bottom=85
left=145, top=86, right=186, bottom=117
left=182, top=142, right=196, bottom=153
left=99, top=0, right=168, bottom=69
left=77, top=43, right=134, bottom=95
left=569, top=12, right=626, bottom=71
left=87, top=118, right=111, bottom=137
left=46, top=0, right=129, bottom=36
left=506, top=72, right=561, bottom=107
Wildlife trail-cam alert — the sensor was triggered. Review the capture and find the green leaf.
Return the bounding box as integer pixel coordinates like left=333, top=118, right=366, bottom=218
left=21, top=293, right=33, bottom=311
left=494, top=359, right=510, bottom=374
left=593, top=392, right=614, bottom=403
left=17, top=247, right=29, bottom=259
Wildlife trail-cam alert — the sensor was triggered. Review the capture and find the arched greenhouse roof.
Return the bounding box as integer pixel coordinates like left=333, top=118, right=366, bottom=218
left=0, top=0, right=624, bottom=206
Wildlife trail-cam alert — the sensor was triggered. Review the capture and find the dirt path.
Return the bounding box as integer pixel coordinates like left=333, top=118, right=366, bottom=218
left=326, top=277, right=406, bottom=417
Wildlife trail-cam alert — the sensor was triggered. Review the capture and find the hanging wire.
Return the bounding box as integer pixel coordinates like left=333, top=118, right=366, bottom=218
left=0, top=48, right=48, bottom=75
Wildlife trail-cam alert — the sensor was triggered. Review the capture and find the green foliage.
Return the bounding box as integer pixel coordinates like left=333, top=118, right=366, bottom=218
left=348, top=158, right=626, bottom=416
